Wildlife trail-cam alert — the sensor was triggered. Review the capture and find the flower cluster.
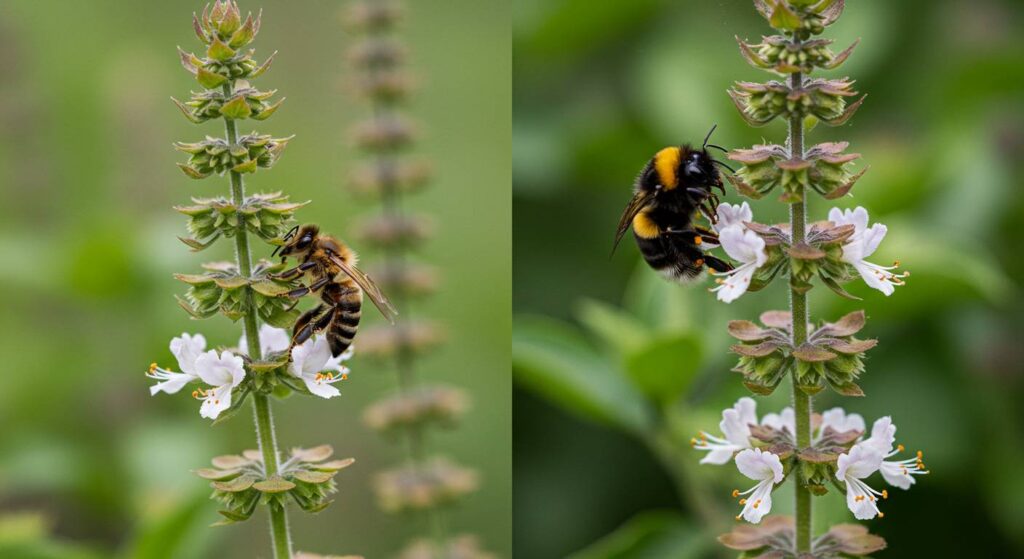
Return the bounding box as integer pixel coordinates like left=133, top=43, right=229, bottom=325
left=149, top=4, right=361, bottom=555
left=705, top=203, right=906, bottom=304
left=197, top=445, right=355, bottom=524
left=146, top=326, right=354, bottom=419
left=693, top=398, right=928, bottom=522
left=700, top=1, right=924, bottom=554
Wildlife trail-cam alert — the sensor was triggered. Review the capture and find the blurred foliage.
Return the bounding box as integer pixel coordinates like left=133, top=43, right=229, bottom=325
left=0, top=0, right=510, bottom=557
left=513, top=0, right=1024, bottom=558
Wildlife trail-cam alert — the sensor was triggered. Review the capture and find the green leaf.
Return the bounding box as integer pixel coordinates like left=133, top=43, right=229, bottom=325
left=567, top=510, right=709, bottom=559
left=768, top=0, right=802, bottom=31
left=623, top=334, right=702, bottom=403
left=220, top=95, right=252, bottom=120
left=196, top=67, right=228, bottom=89
left=513, top=316, right=655, bottom=434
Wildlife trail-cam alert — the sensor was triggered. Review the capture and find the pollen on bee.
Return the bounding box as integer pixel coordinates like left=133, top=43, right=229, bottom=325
left=695, top=258, right=705, bottom=267
left=694, top=236, right=703, bottom=245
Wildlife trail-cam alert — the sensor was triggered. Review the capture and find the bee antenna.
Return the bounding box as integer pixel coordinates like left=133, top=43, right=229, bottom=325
left=705, top=143, right=728, bottom=153
left=702, top=124, right=718, bottom=149
left=712, top=159, right=736, bottom=173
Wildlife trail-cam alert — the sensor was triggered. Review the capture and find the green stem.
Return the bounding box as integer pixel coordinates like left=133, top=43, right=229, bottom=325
left=788, top=69, right=813, bottom=554
left=222, top=84, right=293, bottom=559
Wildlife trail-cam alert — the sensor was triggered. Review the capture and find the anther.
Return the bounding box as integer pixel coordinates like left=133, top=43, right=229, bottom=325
left=882, top=490, right=888, bottom=499
left=691, top=438, right=699, bottom=447
left=878, top=512, right=885, bottom=518
left=739, top=498, right=747, bottom=505
left=897, top=444, right=905, bottom=452
left=341, top=372, right=349, bottom=380
left=148, top=363, right=157, bottom=372
left=752, top=499, right=760, bottom=508
left=731, top=489, right=740, bottom=498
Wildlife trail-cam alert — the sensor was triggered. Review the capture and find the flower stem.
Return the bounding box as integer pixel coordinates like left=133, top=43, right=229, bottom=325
left=788, top=69, right=813, bottom=554
left=222, top=84, right=293, bottom=559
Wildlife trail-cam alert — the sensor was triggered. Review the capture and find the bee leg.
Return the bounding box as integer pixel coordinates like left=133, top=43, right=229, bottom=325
left=271, top=261, right=316, bottom=280
left=703, top=255, right=734, bottom=273
left=286, top=276, right=331, bottom=299
left=700, top=201, right=718, bottom=223
left=692, top=225, right=720, bottom=245
left=291, top=305, right=333, bottom=349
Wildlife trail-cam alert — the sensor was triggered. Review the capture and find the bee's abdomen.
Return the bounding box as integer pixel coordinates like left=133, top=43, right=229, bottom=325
left=635, top=233, right=705, bottom=282
left=327, top=288, right=362, bottom=357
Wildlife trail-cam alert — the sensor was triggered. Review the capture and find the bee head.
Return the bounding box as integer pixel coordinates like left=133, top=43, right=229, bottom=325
left=681, top=148, right=720, bottom=186
left=277, top=224, right=320, bottom=258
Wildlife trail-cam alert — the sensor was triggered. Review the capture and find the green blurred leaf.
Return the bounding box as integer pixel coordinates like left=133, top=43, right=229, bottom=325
left=575, top=298, right=652, bottom=354
left=124, top=493, right=217, bottom=559
left=624, top=334, right=703, bottom=403
left=567, top=510, right=709, bottom=559
left=514, top=315, right=655, bottom=434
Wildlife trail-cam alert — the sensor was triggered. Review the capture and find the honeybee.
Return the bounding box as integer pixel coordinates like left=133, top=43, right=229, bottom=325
left=272, top=224, right=398, bottom=357
left=612, top=126, right=736, bottom=281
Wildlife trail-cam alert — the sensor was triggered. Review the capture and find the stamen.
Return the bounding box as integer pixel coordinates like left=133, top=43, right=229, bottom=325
left=855, top=495, right=864, bottom=502
left=897, top=444, right=905, bottom=452
left=148, top=363, right=157, bottom=373
left=739, top=498, right=747, bottom=505
left=341, top=372, right=349, bottom=380
left=752, top=499, right=760, bottom=508
left=731, top=489, right=740, bottom=498
left=691, top=438, right=699, bottom=446
left=877, top=512, right=885, bottom=518
left=882, top=490, right=888, bottom=499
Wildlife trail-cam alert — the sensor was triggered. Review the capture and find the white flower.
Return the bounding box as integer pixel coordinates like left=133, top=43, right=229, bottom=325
left=760, top=407, right=795, bottom=436
left=836, top=443, right=887, bottom=519
left=732, top=448, right=784, bottom=524
left=146, top=333, right=207, bottom=396
left=692, top=397, right=758, bottom=464
left=828, top=207, right=907, bottom=296
left=815, top=407, right=865, bottom=443
left=710, top=226, right=768, bottom=303
left=289, top=337, right=351, bottom=399
left=714, top=202, right=753, bottom=234
left=238, top=324, right=291, bottom=358
left=860, top=416, right=928, bottom=490
left=193, top=350, right=246, bottom=420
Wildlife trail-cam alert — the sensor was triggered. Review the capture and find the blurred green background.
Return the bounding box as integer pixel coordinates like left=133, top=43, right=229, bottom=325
left=0, top=1, right=510, bottom=558
left=513, top=0, right=1023, bottom=558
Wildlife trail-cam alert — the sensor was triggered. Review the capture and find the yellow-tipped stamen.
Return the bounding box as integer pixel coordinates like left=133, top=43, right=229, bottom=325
left=882, top=490, right=888, bottom=499
left=148, top=363, right=158, bottom=373
left=897, top=444, right=905, bottom=452
left=341, top=372, right=349, bottom=380
left=691, top=438, right=698, bottom=447
left=752, top=499, right=760, bottom=509
left=739, top=498, right=747, bottom=505
left=877, top=511, right=885, bottom=518
left=731, top=489, right=740, bottom=498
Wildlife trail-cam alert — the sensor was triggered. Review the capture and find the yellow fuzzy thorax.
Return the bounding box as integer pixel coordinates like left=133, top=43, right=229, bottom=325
left=653, top=147, right=681, bottom=190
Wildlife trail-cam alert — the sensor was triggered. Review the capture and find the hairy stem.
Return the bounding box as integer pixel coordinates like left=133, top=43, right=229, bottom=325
left=787, top=68, right=813, bottom=554
left=223, top=83, right=293, bottom=559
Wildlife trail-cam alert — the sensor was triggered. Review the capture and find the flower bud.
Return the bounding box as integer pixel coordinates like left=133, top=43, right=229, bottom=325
left=349, top=158, right=432, bottom=197
left=364, top=385, right=468, bottom=434
left=355, top=321, right=446, bottom=359
left=374, top=457, right=478, bottom=513
left=399, top=535, right=497, bottom=559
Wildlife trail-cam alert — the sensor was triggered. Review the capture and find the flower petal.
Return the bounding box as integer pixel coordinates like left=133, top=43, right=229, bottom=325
left=170, top=333, right=207, bottom=375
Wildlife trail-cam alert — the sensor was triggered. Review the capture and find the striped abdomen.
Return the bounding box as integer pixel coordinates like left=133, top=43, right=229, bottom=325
left=635, top=233, right=706, bottom=281
left=323, top=282, right=362, bottom=357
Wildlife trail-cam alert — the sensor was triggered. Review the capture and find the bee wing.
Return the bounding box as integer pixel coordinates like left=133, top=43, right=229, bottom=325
left=612, top=190, right=655, bottom=255
left=328, top=254, right=399, bottom=324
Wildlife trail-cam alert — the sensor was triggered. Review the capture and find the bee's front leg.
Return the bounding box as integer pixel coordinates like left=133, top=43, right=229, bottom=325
left=271, top=261, right=317, bottom=280
left=286, top=276, right=331, bottom=299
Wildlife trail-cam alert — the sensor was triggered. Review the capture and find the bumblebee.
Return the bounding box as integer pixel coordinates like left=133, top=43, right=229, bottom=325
left=272, top=224, right=398, bottom=357
left=613, top=126, right=735, bottom=281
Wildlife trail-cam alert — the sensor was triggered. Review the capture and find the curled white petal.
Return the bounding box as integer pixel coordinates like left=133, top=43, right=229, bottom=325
left=837, top=443, right=886, bottom=519
left=711, top=226, right=767, bottom=304
left=146, top=368, right=196, bottom=396
left=829, top=206, right=906, bottom=296
left=290, top=337, right=345, bottom=399
left=170, top=333, right=207, bottom=376
left=816, top=407, right=865, bottom=442
left=714, top=202, right=753, bottom=233
left=693, top=397, right=757, bottom=465
left=732, top=449, right=783, bottom=524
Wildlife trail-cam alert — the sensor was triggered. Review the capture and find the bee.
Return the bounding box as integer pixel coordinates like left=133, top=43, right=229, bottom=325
left=612, top=126, right=736, bottom=281
left=271, top=224, right=398, bottom=357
